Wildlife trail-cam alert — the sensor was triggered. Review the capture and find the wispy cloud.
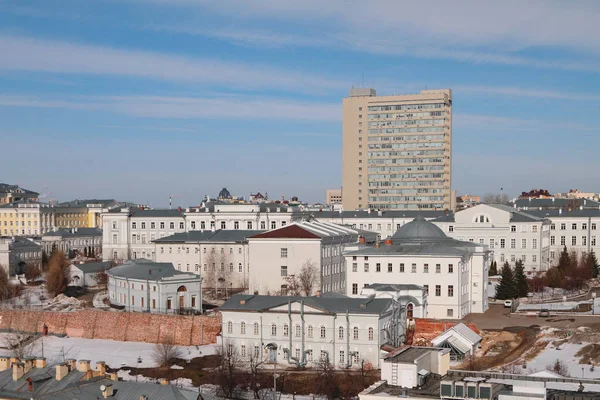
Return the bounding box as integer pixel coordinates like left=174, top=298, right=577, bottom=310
left=455, top=113, right=599, bottom=133
left=0, top=94, right=340, bottom=121
left=453, top=85, right=600, bottom=101
left=0, top=35, right=346, bottom=94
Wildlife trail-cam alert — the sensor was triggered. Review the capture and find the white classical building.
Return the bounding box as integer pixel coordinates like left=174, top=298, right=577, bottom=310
left=42, top=228, right=102, bottom=257
left=220, top=293, right=405, bottom=369
left=107, top=259, right=202, bottom=314
left=0, top=236, right=42, bottom=275
left=152, top=230, right=261, bottom=289
left=247, top=221, right=379, bottom=296
left=345, top=217, right=489, bottom=319
left=184, top=202, right=297, bottom=231
left=360, top=284, right=427, bottom=320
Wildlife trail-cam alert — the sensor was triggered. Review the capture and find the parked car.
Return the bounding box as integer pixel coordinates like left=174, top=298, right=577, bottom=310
left=539, top=309, right=550, bottom=317
left=504, top=300, right=513, bottom=308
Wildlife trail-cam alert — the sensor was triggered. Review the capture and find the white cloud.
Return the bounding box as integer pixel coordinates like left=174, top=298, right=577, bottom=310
left=452, top=85, right=600, bottom=101
left=454, top=113, right=598, bottom=133
left=0, top=94, right=340, bottom=121
left=0, top=35, right=345, bottom=93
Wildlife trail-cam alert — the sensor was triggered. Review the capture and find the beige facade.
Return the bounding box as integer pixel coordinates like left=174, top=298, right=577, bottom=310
left=325, top=189, right=342, bottom=204
left=342, top=88, right=452, bottom=211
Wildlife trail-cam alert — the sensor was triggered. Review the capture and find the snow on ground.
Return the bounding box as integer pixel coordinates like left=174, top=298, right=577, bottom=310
left=525, top=342, right=600, bottom=379
left=25, top=336, right=218, bottom=368
left=517, top=301, right=582, bottom=311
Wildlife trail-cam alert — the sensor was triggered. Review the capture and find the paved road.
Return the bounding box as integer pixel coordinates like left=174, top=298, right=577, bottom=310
left=462, top=304, right=600, bottom=330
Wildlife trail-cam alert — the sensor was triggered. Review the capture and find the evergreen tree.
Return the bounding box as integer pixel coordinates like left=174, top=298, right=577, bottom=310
left=557, top=246, right=570, bottom=273
left=489, top=261, right=498, bottom=276
left=585, top=250, right=600, bottom=278
left=496, top=262, right=517, bottom=300
left=514, top=260, right=529, bottom=298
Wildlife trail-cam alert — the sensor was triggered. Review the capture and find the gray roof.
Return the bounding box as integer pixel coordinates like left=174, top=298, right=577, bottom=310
left=449, top=322, right=482, bottom=344
left=43, top=228, right=102, bottom=238
left=188, top=201, right=292, bottom=213
left=513, top=197, right=600, bottom=209
left=365, top=283, right=424, bottom=292
left=0, top=183, right=38, bottom=195
left=345, top=243, right=472, bottom=257
left=384, top=346, right=445, bottom=363
left=9, top=237, right=41, bottom=251
left=107, top=260, right=195, bottom=280
left=130, top=209, right=184, bottom=218
left=154, top=230, right=264, bottom=243
left=56, top=199, right=117, bottom=208
left=72, top=261, right=111, bottom=274
left=525, top=209, right=600, bottom=219
left=391, top=216, right=447, bottom=241
left=222, top=294, right=393, bottom=315
left=306, top=209, right=448, bottom=219
left=0, top=199, right=44, bottom=208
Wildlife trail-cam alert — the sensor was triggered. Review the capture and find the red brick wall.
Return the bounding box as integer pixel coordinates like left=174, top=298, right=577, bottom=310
left=0, top=310, right=221, bottom=346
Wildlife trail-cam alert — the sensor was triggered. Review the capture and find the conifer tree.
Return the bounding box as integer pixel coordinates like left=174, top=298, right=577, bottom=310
left=557, top=246, right=570, bottom=273
left=496, top=262, right=517, bottom=300
left=585, top=250, right=600, bottom=278
left=514, top=260, right=529, bottom=298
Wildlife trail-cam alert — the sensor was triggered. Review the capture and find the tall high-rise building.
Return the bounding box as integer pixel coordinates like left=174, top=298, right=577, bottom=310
left=342, top=88, right=452, bottom=211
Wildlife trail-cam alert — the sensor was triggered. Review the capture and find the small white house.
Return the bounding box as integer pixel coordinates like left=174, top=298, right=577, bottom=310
left=380, top=346, right=450, bottom=389
left=69, top=261, right=111, bottom=287
left=430, top=322, right=482, bottom=360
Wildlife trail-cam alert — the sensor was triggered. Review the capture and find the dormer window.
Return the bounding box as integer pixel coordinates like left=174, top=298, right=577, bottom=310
left=474, top=215, right=489, bottom=223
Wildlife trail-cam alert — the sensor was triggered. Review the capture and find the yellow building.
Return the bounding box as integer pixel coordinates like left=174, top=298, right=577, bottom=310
left=45, top=200, right=118, bottom=229
left=0, top=200, right=43, bottom=236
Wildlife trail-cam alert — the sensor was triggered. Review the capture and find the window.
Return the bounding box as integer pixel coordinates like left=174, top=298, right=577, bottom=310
left=572, top=223, right=577, bottom=230
left=436, top=264, right=441, bottom=273
left=112, top=234, right=118, bottom=244
left=271, top=221, right=276, bottom=229
left=254, top=322, right=259, bottom=335
left=561, top=236, right=566, bottom=246
left=489, top=238, right=495, bottom=249
left=283, top=324, right=289, bottom=337
left=271, top=324, right=277, bottom=336
left=550, top=251, right=555, bottom=259
left=435, top=285, right=441, bottom=296
left=179, top=222, right=184, bottom=229
left=240, top=322, right=246, bottom=335
left=521, top=239, right=527, bottom=249
left=583, top=236, right=588, bottom=246
left=500, top=239, right=506, bottom=249
left=152, top=299, right=156, bottom=309
left=239, top=263, right=243, bottom=273
left=352, top=263, right=358, bottom=272
left=510, top=239, right=516, bottom=249
left=234, top=221, right=239, bottom=230
left=400, top=263, right=405, bottom=273
left=449, top=225, right=454, bottom=232
left=295, top=324, right=301, bottom=337
left=448, top=264, right=454, bottom=273
left=375, top=263, right=381, bottom=272
left=320, top=351, right=328, bottom=362
left=364, top=263, right=369, bottom=272
left=320, top=326, right=326, bottom=339
left=447, top=309, right=454, bottom=317
left=241, top=345, right=246, bottom=358
left=353, top=326, right=359, bottom=340
left=511, top=254, right=516, bottom=262
left=532, top=255, right=537, bottom=262
left=170, top=222, right=175, bottom=229
left=247, top=221, right=253, bottom=229
left=561, top=223, right=566, bottom=230
left=551, top=223, right=555, bottom=230
left=227, top=321, right=233, bottom=334
left=411, top=263, right=416, bottom=273
left=511, top=225, right=516, bottom=232
left=254, top=346, right=260, bottom=359
left=593, top=223, right=597, bottom=230
left=338, top=326, right=344, bottom=339
left=307, top=325, right=314, bottom=338
left=281, top=266, right=288, bottom=276
left=388, top=263, right=393, bottom=272
left=448, top=285, right=454, bottom=297
left=368, top=327, right=374, bottom=341
left=424, top=285, right=429, bottom=294
left=500, top=253, right=505, bottom=262
left=281, top=285, right=288, bottom=296
left=112, top=221, right=117, bottom=229
left=572, top=236, right=577, bottom=246
left=200, top=221, right=205, bottom=229
left=532, top=238, right=537, bottom=249
left=191, top=221, right=196, bottom=229
left=339, top=351, right=345, bottom=364
left=551, top=236, right=556, bottom=245
left=132, top=222, right=137, bottom=229
left=583, top=223, right=588, bottom=230
left=352, top=283, right=358, bottom=295
left=260, top=221, right=266, bottom=229
left=592, top=236, right=597, bottom=246
left=220, top=221, right=226, bottom=229
left=160, top=222, right=165, bottom=229
left=532, top=225, right=538, bottom=232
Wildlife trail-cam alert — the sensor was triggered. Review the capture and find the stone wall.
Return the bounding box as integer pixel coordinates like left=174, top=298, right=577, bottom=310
left=0, top=310, right=221, bottom=345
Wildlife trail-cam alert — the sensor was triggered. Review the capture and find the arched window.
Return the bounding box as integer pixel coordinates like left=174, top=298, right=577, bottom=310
left=227, top=321, right=233, bottom=334
left=295, top=324, right=301, bottom=337
left=368, top=327, right=374, bottom=341
left=253, top=322, right=259, bottom=335
left=307, top=325, right=314, bottom=338
left=353, top=326, right=359, bottom=340
left=474, top=214, right=490, bottom=223
left=177, top=285, right=187, bottom=292
left=320, top=326, right=326, bottom=339
left=240, top=322, right=246, bottom=335
left=283, top=324, right=289, bottom=337
left=271, top=324, right=277, bottom=336
left=338, top=326, right=344, bottom=339
left=407, top=303, right=414, bottom=319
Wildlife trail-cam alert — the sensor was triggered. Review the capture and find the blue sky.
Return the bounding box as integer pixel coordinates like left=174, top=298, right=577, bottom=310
left=1, top=0, right=600, bottom=207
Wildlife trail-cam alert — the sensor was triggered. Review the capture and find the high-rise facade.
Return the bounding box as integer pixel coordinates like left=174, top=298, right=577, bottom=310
left=342, top=88, right=452, bottom=211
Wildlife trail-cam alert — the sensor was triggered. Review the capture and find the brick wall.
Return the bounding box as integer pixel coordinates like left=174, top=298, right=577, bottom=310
left=0, top=310, right=221, bottom=346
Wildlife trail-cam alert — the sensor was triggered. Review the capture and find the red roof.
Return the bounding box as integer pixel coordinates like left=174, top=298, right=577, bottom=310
left=250, top=225, right=321, bottom=239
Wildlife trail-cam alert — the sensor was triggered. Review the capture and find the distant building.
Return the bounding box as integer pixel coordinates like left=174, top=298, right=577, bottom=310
left=42, top=227, right=102, bottom=257
left=107, top=259, right=202, bottom=314
left=0, top=236, right=42, bottom=275
left=0, top=200, right=45, bottom=236
left=69, top=261, right=111, bottom=287
left=556, top=189, right=598, bottom=200
left=0, top=183, right=39, bottom=204
left=249, top=192, right=267, bottom=203
left=456, top=194, right=480, bottom=210
left=519, top=188, right=553, bottom=199
left=326, top=189, right=342, bottom=205
left=221, top=293, right=405, bottom=369
left=430, top=322, right=482, bottom=361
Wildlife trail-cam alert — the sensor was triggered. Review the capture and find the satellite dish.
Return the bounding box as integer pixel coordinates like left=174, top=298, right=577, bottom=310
left=100, top=385, right=106, bottom=391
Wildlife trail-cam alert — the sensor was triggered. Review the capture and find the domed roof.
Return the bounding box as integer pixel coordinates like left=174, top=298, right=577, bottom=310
left=391, top=215, right=449, bottom=242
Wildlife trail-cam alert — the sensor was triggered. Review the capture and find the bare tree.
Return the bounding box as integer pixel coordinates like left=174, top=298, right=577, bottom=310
left=482, top=193, right=509, bottom=205
left=283, top=274, right=301, bottom=296
left=315, top=355, right=340, bottom=400
left=546, top=359, right=569, bottom=376
left=93, top=270, right=109, bottom=290
left=25, top=264, right=41, bottom=282
left=45, top=251, right=70, bottom=297
left=299, top=259, right=319, bottom=296
left=248, top=350, right=264, bottom=399
left=217, top=340, right=242, bottom=399
left=4, top=332, right=33, bottom=360
left=0, top=266, right=10, bottom=300
left=153, top=336, right=183, bottom=367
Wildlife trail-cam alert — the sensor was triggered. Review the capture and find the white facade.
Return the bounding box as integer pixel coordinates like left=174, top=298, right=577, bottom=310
left=360, top=284, right=427, bottom=320
left=184, top=203, right=295, bottom=232
left=221, top=294, right=404, bottom=369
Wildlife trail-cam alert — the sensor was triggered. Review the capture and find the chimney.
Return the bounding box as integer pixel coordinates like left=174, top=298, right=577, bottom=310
left=66, top=359, right=76, bottom=371
left=26, top=377, right=33, bottom=392
left=160, top=378, right=169, bottom=385
left=56, top=363, right=69, bottom=381
left=384, top=237, right=393, bottom=246
left=78, top=360, right=91, bottom=372
left=10, top=357, right=19, bottom=365
left=101, top=383, right=114, bottom=398
left=35, top=358, right=47, bottom=369
left=12, top=362, right=25, bottom=381
left=140, top=396, right=149, bottom=400
left=0, top=356, right=10, bottom=371
left=109, top=372, right=119, bottom=382
left=375, top=242, right=380, bottom=248
left=359, top=236, right=365, bottom=244
left=22, top=357, right=34, bottom=374
left=96, top=361, right=107, bottom=375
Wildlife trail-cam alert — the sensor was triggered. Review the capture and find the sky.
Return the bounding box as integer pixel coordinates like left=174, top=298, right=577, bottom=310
left=1, top=0, right=600, bottom=207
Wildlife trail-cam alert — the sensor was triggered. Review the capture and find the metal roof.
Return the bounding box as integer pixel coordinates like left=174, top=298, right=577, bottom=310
left=365, top=283, right=424, bottom=291
left=71, top=261, right=111, bottom=274
left=153, top=230, right=263, bottom=243
left=107, top=259, right=198, bottom=280
left=449, top=323, right=482, bottom=345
